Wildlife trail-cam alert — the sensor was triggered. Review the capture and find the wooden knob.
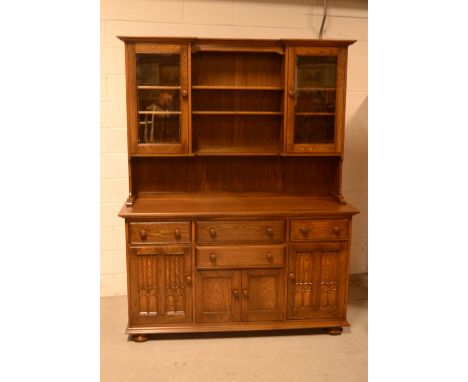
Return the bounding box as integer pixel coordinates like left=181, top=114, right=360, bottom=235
left=266, top=227, right=273, bottom=237
left=301, top=226, right=309, bottom=235
left=186, top=276, right=192, bottom=285
left=289, top=273, right=295, bottom=280
left=209, top=228, right=217, bottom=238
left=210, top=253, right=216, bottom=262
left=333, top=226, right=340, bottom=234
left=266, top=252, right=273, bottom=260
left=140, top=229, right=147, bottom=240
left=242, top=289, right=249, bottom=297
left=288, top=89, right=295, bottom=97
left=174, top=229, right=181, bottom=239
left=181, top=89, right=188, bottom=97
left=232, top=289, right=239, bottom=298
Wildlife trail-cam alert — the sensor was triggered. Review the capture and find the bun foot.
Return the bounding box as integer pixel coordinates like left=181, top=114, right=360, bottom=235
left=326, top=327, right=343, bottom=336
left=132, top=334, right=149, bottom=342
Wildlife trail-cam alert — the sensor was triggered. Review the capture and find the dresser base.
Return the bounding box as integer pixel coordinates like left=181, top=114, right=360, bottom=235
left=127, top=320, right=349, bottom=339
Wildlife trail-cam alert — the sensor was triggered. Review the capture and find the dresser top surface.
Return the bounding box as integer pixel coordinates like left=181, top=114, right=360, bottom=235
left=119, top=195, right=359, bottom=219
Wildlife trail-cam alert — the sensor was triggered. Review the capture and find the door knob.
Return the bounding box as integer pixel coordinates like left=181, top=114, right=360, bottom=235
left=181, top=89, right=188, bottom=97
left=232, top=289, right=239, bottom=298
left=242, top=289, right=249, bottom=297
left=289, top=273, right=295, bottom=280
left=288, top=89, right=295, bottom=97
left=186, top=276, right=192, bottom=285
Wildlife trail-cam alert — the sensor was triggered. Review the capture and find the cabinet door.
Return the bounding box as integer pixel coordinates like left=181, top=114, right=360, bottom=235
left=285, top=46, right=347, bottom=154
left=127, top=43, right=189, bottom=154
left=241, top=269, right=284, bottom=322
left=195, top=270, right=241, bottom=323
left=128, top=246, right=192, bottom=325
left=287, top=242, right=348, bottom=320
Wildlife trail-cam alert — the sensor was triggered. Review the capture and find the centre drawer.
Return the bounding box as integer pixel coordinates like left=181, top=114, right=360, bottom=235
left=196, top=245, right=285, bottom=269
left=196, top=220, right=285, bottom=243
left=129, top=221, right=191, bottom=244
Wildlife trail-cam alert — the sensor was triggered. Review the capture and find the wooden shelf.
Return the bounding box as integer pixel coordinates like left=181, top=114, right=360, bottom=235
left=137, top=86, right=181, bottom=90
left=297, top=87, right=336, bottom=91
left=192, top=85, right=284, bottom=90
left=138, top=111, right=181, bottom=115
left=194, top=145, right=280, bottom=156
left=192, top=111, right=283, bottom=116
left=295, top=112, right=335, bottom=116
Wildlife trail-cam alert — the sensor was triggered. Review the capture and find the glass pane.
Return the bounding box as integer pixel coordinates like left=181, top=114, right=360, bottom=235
left=294, top=56, right=336, bottom=145
left=294, top=115, right=335, bottom=144
left=136, top=53, right=181, bottom=144
left=296, top=56, right=336, bottom=89
left=136, top=54, right=180, bottom=86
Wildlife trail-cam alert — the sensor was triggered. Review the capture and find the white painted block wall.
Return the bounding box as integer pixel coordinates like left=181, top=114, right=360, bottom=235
left=100, top=0, right=368, bottom=296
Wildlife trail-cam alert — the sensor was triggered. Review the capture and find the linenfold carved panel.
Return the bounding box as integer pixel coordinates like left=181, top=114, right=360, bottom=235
left=294, top=251, right=315, bottom=310
left=319, top=250, right=340, bottom=311
left=164, top=254, right=186, bottom=315
left=138, top=256, right=159, bottom=316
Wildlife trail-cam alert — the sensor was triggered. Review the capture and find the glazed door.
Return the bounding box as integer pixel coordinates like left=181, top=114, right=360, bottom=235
left=128, top=246, right=192, bottom=325
left=241, top=269, right=284, bottom=321
left=127, top=43, right=189, bottom=154
left=285, top=46, right=347, bottom=153
left=287, top=242, right=348, bottom=320
left=195, top=270, right=241, bottom=323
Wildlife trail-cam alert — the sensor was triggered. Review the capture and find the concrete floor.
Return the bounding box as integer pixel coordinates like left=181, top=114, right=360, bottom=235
left=101, top=276, right=367, bottom=382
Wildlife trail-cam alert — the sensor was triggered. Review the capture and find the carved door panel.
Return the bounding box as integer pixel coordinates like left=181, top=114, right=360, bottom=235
left=128, top=246, right=192, bottom=325
left=241, top=269, right=284, bottom=322
left=195, top=270, right=241, bottom=323
left=287, top=242, right=348, bottom=320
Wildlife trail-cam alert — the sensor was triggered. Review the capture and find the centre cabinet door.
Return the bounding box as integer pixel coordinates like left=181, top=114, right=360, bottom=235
left=128, top=246, right=192, bottom=325
left=126, top=43, right=190, bottom=154
left=285, top=46, right=347, bottom=154
left=196, top=269, right=284, bottom=323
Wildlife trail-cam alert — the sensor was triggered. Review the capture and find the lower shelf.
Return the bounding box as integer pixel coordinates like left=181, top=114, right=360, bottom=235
left=126, top=319, right=350, bottom=334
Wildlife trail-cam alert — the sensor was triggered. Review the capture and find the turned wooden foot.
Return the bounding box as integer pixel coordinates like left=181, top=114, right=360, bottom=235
left=326, top=327, right=343, bottom=336
left=132, top=334, right=149, bottom=342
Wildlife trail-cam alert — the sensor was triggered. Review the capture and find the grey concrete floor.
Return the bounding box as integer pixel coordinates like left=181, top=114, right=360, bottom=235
left=101, top=276, right=367, bottom=382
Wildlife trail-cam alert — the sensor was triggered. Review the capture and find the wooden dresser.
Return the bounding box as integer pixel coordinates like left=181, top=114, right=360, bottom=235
left=118, top=37, right=359, bottom=342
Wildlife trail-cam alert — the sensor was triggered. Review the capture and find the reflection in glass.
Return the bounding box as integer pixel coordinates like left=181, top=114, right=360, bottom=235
left=296, top=56, right=336, bottom=89
left=136, top=54, right=180, bottom=86
left=138, top=90, right=180, bottom=143
left=296, top=90, right=336, bottom=113
left=294, top=115, right=335, bottom=144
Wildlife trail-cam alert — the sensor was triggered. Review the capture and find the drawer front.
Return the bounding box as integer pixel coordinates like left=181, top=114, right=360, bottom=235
left=196, top=220, right=285, bottom=243
left=196, top=245, right=285, bottom=269
left=290, top=219, right=348, bottom=241
left=129, top=222, right=191, bottom=244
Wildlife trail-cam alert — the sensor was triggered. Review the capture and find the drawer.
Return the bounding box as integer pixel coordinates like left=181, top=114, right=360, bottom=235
left=290, top=219, right=348, bottom=241
left=196, top=220, right=285, bottom=243
left=196, top=245, right=285, bottom=269
left=129, top=222, right=191, bottom=244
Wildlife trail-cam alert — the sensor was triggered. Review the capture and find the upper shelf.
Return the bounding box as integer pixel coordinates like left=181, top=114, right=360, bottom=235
left=192, top=85, right=283, bottom=91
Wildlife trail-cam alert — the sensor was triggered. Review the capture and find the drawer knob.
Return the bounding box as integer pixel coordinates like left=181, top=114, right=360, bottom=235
left=140, top=229, right=147, bottom=240
left=209, top=228, right=217, bottom=238
left=174, top=229, right=181, bottom=240
left=333, top=226, right=340, bottom=234
left=186, top=276, right=192, bottom=285
left=266, top=226, right=274, bottom=237
left=301, top=226, right=309, bottom=236
left=232, top=289, right=239, bottom=298
left=209, top=253, right=216, bottom=262
left=289, top=273, right=295, bottom=280
left=266, top=252, right=273, bottom=260
left=242, top=289, right=249, bottom=297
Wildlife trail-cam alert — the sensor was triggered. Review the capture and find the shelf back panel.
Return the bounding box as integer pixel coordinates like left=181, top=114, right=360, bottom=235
left=132, top=157, right=339, bottom=195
